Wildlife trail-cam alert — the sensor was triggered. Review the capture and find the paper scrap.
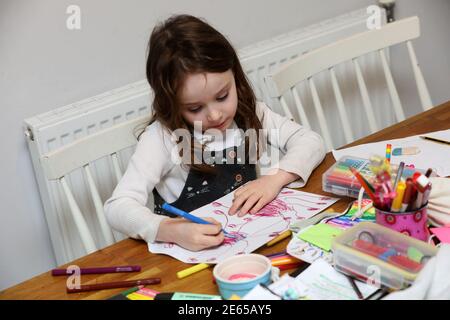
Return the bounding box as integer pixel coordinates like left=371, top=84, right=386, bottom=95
left=297, top=223, right=343, bottom=252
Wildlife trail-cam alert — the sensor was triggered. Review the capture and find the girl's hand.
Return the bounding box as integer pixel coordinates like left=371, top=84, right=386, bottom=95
left=229, top=170, right=299, bottom=217
left=156, top=217, right=224, bottom=251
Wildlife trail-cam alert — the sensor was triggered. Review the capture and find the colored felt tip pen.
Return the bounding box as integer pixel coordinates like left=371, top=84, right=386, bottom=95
left=400, top=178, right=414, bottom=212
left=161, top=203, right=235, bottom=238
left=412, top=172, right=430, bottom=193
left=390, top=181, right=406, bottom=212
left=176, top=263, right=210, bottom=279
left=51, top=265, right=141, bottom=276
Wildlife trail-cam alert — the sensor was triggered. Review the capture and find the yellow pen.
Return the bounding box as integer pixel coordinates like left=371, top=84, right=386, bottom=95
left=390, top=181, right=406, bottom=212
left=177, top=263, right=209, bottom=279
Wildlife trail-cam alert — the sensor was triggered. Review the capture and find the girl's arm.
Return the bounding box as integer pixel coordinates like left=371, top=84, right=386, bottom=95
left=104, top=122, right=224, bottom=250
left=257, top=101, right=326, bottom=187
left=104, top=122, right=175, bottom=243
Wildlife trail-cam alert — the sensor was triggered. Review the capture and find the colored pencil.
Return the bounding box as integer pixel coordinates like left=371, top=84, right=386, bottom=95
left=420, top=136, right=450, bottom=146
left=265, top=250, right=287, bottom=259
left=271, top=257, right=301, bottom=267
left=266, top=230, right=292, bottom=247
left=277, top=263, right=302, bottom=271
left=349, top=167, right=377, bottom=202
left=346, top=275, right=364, bottom=300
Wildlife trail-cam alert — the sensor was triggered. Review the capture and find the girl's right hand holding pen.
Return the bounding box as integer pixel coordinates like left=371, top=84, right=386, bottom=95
left=155, top=217, right=225, bottom=251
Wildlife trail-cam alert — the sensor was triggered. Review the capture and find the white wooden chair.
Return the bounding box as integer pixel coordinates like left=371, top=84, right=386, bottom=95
left=265, top=16, right=432, bottom=151
left=40, top=115, right=150, bottom=254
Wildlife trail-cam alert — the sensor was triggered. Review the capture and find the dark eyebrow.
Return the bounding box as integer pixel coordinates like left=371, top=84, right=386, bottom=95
left=182, top=81, right=231, bottom=107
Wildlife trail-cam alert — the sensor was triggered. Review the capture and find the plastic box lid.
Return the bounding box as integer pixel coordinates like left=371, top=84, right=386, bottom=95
left=332, top=222, right=438, bottom=290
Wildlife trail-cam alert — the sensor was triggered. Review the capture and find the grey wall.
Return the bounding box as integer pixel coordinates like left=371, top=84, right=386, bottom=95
left=1, top=0, right=449, bottom=290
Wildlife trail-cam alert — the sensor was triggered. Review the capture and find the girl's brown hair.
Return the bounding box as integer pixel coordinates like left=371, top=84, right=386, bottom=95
left=145, top=14, right=262, bottom=174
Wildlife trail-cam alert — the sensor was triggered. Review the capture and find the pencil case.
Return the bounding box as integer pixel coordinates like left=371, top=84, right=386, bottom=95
left=322, top=156, right=424, bottom=198
left=332, top=222, right=438, bottom=290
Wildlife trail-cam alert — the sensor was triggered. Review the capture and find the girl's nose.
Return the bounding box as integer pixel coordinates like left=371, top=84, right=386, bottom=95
left=207, top=108, right=222, bottom=122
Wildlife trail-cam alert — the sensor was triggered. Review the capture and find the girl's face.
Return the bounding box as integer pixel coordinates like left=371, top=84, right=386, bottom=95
left=178, top=70, right=238, bottom=132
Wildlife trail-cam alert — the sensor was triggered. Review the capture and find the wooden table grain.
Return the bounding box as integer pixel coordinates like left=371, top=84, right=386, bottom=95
left=1, top=100, right=449, bottom=300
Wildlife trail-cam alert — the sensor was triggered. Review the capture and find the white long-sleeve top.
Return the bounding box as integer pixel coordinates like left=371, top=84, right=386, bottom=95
left=104, top=102, right=326, bottom=244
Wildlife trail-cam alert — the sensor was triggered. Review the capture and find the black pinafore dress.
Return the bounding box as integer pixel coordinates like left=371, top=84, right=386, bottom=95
left=153, top=138, right=256, bottom=217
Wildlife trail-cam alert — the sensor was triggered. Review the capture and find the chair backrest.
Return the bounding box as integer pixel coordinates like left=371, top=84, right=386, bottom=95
left=265, top=16, right=432, bottom=151
left=40, top=115, right=150, bottom=254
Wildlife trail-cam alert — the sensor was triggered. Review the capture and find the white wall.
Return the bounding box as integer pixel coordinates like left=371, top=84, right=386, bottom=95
left=1, top=0, right=449, bottom=290
left=392, top=0, right=450, bottom=114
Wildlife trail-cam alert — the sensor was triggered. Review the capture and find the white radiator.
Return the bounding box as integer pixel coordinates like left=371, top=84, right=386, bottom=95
left=24, top=8, right=390, bottom=265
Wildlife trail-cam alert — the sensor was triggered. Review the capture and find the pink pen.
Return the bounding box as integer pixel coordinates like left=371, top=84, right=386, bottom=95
left=51, top=265, right=141, bottom=276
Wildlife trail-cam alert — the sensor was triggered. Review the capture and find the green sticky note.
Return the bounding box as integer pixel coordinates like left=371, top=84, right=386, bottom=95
left=297, top=223, right=343, bottom=252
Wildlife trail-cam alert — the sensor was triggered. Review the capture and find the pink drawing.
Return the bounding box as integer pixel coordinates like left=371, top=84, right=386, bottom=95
left=148, top=188, right=338, bottom=264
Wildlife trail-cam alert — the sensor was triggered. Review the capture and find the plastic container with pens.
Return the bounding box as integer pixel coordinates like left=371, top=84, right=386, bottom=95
left=349, top=156, right=433, bottom=242
left=332, top=222, right=438, bottom=290
left=374, top=168, right=432, bottom=242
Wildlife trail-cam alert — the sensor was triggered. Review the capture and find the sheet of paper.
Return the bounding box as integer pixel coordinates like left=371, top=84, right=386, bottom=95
left=332, top=129, right=450, bottom=177
left=242, top=284, right=282, bottom=300
left=292, top=259, right=378, bottom=300
left=297, top=223, right=343, bottom=252
left=286, top=236, right=333, bottom=264
left=148, top=188, right=338, bottom=263
left=430, top=227, right=450, bottom=244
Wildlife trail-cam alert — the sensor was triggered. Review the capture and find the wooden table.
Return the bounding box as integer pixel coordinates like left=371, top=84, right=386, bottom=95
left=2, top=101, right=449, bottom=300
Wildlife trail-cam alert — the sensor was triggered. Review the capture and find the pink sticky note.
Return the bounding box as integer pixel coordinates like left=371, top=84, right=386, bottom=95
left=431, top=227, right=450, bottom=244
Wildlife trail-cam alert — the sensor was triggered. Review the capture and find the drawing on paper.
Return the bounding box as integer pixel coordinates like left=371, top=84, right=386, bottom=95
left=148, top=188, right=338, bottom=263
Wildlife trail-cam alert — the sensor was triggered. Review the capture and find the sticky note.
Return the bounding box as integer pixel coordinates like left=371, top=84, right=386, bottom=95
left=297, top=224, right=343, bottom=251
left=430, top=227, right=450, bottom=244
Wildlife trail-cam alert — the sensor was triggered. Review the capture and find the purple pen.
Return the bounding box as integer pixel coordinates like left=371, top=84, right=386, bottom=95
left=51, top=265, right=141, bottom=276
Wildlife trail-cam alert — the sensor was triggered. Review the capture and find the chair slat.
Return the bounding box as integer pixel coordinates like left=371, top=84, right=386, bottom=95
left=406, top=41, right=433, bottom=110
left=279, top=96, right=295, bottom=121
left=84, top=164, right=115, bottom=245
left=329, top=67, right=354, bottom=144
left=308, top=78, right=333, bottom=151
left=379, top=49, right=405, bottom=121
left=111, top=153, right=123, bottom=183
left=353, top=58, right=379, bottom=133
left=291, top=86, right=311, bottom=128
left=60, top=176, right=97, bottom=253
left=257, top=65, right=274, bottom=108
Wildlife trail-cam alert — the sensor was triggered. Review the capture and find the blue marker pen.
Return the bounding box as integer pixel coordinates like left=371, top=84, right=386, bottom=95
left=161, top=203, right=236, bottom=238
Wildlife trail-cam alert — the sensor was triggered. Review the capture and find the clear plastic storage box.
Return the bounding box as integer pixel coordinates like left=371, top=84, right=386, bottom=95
left=322, top=156, right=425, bottom=198
left=332, top=222, right=438, bottom=290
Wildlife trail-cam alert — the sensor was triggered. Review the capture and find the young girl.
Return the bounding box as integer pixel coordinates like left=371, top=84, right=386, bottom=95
left=104, top=14, right=325, bottom=252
